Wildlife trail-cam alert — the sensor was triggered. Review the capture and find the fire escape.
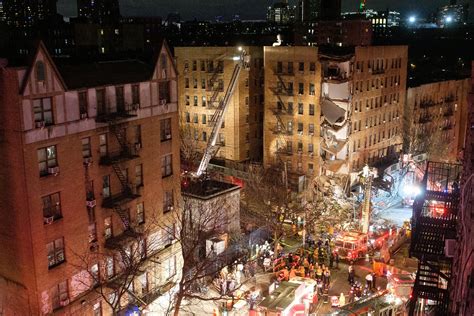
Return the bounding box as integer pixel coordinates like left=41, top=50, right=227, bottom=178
left=409, top=161, right=461, bottom=315
left=206, top=59, right=225, bottom=109
left=271, top=68, right=297, bottom=170
left=96, top=104, right=141, bottom=250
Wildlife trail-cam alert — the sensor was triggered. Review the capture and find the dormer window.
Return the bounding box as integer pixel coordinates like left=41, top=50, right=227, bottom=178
left=36, top=61, right=45, bottom=81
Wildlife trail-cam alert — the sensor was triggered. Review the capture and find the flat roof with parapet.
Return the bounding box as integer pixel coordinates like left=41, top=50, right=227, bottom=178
left=182, top=179, right=240, bottom=200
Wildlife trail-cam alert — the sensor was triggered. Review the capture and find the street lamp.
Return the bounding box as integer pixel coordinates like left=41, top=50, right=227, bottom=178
left=446, top=16, right=453, bottom=23
left=408, top=16, right=416, bottom=24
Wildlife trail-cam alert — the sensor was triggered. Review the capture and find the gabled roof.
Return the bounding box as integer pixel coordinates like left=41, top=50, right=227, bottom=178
left=20, top=41, right=67, bottom=95
left=19, top=39, right=176, bottom=92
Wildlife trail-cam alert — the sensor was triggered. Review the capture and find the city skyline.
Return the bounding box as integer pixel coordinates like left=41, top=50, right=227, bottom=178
left=57, top=0, right=454, bottom=20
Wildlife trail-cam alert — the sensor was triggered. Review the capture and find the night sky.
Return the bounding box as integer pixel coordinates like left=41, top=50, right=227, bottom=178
left=57, top=0, right=455, bottom=20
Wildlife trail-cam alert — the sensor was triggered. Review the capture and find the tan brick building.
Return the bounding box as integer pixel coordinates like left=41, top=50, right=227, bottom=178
left=347, top=46, right=407, bottom=172
left=175, top=46, right=264, bottom=165
left=0, top=41, right=182, bottom=315
left=405, top=78, right=470, bottom=161
left=263, top=46, right=321, bottom=178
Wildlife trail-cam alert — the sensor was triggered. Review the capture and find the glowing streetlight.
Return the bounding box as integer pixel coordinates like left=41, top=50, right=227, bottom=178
left=446, top=16, right=453, bottom=23
left=408, top=16, right=416, bottom=23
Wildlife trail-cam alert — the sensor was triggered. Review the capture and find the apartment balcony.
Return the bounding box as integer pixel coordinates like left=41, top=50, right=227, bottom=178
left=418, top=116, right=432, bottom=124
left=271, top=108, right=293, bottom=116
left=104, top=228, right=142, bottom=250
left=102, top=189, right=140, bottom=208
left=443, top=109, right=454, bottom=117
left=275, top=69, right=295, bottom=76
left=272, top=128, right=293, bottom=136
left=442, top=124, right=453, bottom=131
left=276, top=148, right=293, bottom=156
left=96, top=103, right=139, bottom=123
left=271, top=87, right=294, bottom=97
left=419, top=100, right=436, bottom=109
left=99, top=148, right=139, bottom=165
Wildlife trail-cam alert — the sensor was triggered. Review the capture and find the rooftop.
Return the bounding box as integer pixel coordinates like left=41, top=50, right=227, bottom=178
left=182, top=179, right=240, bottom=200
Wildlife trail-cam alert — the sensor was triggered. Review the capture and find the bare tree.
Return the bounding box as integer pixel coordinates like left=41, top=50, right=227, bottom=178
left=180, top=123, right=201, bottom=172
left=403, top=101, right=450, bottom=161
left=241, top=164, right=304, bottom=253
left=158, top=190, right=244, bottom=316
left=69, top=220, right=165, bottom=315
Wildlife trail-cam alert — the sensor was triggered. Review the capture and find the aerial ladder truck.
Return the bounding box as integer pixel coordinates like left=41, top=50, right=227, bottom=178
left=194, top=48, right=250, bottom=177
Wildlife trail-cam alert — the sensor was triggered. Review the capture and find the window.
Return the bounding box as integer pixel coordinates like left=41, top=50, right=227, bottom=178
left=106, top=256, right=114, bottom=279
left=298, top=83, right=304, bottom=95
left=200, top=60, right=206, bottom=71
left=192, top=60, right=197, bottom=71
left=193, top=96, right=198, bottom=106
left=185, top=112, right=190, bottom=123
left=310, top=62, right=315, bottom=72
left=297, top=122, right=303, bottom=133
left=99, top=134, right=107, bottom=157
left=102, top=175, right=110, bottom=198
left=136, top=203, right=145, bottom=225
left=115, top=86, right=124, bottom=112
left=202, top=96, right=206, bottom=107
left=277, top=61, right=282, bottom=73
left=47, top=238, right=65, bottom=268
left=298, top=142, right=303, bottom=152
left=287, top=121, right=293, bottom=133
left=298, top=103, right=303, bottom=115
left=185, top=78, right=189, bottom=88
left=185, top=95, right=190, bottom=106
left=202, top=114, right=207, bottom=125
left=202, top=131, right=207, bottom=141
left=42, top=192, right=61, bottom=222
left=93, top=301, right=102, bottom=316
left=163, top=255, right=177, bottom=280
left=104, top=217, right=112, bottom=239
left=135, top=164, right=143, bottom=187
left=161, top=154, right=173, bottom=177
left=134, top=125, right=142, bottom=147
left=309, top=83, right=315, bottom=95
left=78, top=91, right=88, bottom=118
left=82, top=137, right=91, bottom=158
left=298, top=62, right=304, bottom=72
left=91, top=263, right=99, bottom=286
left=88, top=223, right=97, bottom=242
left=193, top=114, right=198, bottom=124
left=33, top=98, right=53, bottom=126
left=288, top=82, right=294, bottom=95
left=132, top=84, right=140, bottom=105
left=201, top=78, right=206, bottom=89
left=309, top=123, right=314, bottom=135
left=163, top=190, right=173, bottom=213
left=193, top=78, right=198, bottom=89
left=51, top=280, right=68, bottom=310
left=159, top=81, right=170, bottom=103
left=309, top=104, right=314, bottom=116
left=308, top=143, right=314, bottom=153
left=96, top=89, right=106, bottom=115
left=286, top=140, right=293, bottom=152
left=36, top=61, right=46, bottom=81
left=38, top=145, right=57, bottom=176
left=288, top=62, right=293, bottom=74
left=160, top=118, right=172, bottom=141
left=288, top=102, right=293, bottom=114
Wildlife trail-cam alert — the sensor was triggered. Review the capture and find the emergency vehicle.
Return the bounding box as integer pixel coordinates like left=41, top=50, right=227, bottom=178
left=334, top=231, right=369, bottom=261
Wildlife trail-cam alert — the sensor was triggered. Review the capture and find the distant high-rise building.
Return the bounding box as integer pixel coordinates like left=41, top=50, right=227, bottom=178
left=267, top=1, right=294, bottom=24
left=2, top=0, right=57, bottom=27
left=297, top=0, right=319, bottom=22
left=77, top=0, right=121, bottom=24
left=437, top=3, right=468, bottom=26
left=319, top=0, right=341, bottom=20
left=0, top=1, right=4, bottom=22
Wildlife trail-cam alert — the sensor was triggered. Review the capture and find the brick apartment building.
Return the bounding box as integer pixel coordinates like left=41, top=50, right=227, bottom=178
left=0, top=41, right=182, bottom=314
left=449, top=63, right=474, bottom=316
left=405, top=78, right=470, bottom=161
left=175, top=46, right=264, bottom=165
left=263, top=46, right=322, bottom=179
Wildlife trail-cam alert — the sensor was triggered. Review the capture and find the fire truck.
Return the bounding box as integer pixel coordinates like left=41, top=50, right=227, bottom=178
left=334, top=231, right=369, bottom=261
